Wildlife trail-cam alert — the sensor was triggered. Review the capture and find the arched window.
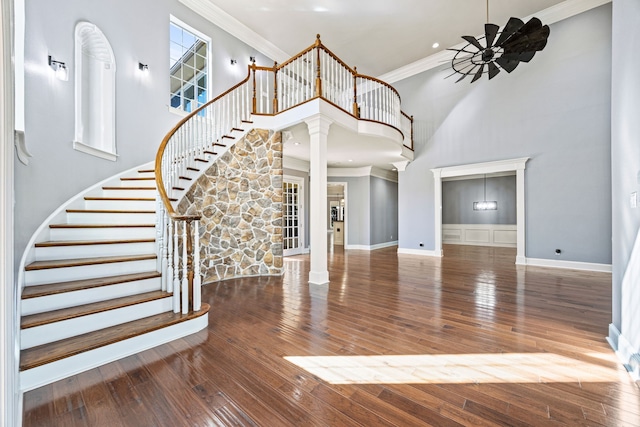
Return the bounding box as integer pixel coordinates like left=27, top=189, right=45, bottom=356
left=74, top=22, right=117, bottom=161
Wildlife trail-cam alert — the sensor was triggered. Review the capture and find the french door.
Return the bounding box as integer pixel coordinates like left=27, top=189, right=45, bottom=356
left=283, top=176, right=305, bottom=256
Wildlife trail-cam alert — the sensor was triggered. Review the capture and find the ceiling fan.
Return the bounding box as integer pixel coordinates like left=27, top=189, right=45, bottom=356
left=448, top=2, right=550, bottom=83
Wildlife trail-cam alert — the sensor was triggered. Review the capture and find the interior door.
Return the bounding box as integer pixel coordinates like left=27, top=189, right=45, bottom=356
left=283, top=176, right=304, bottom=256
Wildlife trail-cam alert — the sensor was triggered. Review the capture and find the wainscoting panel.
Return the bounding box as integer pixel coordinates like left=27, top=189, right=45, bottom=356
left=442, top=224, right=517, bottom=247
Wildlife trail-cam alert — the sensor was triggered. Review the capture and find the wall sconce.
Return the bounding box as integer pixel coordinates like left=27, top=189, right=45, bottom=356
left=230, top=59, right=237, bottom=65
left=249, top=56, right=256, bottom=63
left=48, top=55, right=68, bottom=81
left=138, top=62, right=149, bottom=74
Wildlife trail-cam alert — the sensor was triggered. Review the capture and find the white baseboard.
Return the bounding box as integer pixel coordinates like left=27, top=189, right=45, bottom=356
left=607, top=323, right=640, bottom=381
left=345, top=241, right=398, bottom=251
left=397, top=248, right=442, bottom=257
left=524, top=257, right=612, bottom=272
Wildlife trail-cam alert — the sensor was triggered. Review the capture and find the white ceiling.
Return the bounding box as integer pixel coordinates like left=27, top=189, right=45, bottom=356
left=189, top=0, right=574, bottom=77
left=182, top=0, right=608, bottom=171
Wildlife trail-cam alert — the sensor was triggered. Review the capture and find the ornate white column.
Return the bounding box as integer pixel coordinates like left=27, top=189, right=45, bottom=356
left=305, top=114, right=332, bottom=285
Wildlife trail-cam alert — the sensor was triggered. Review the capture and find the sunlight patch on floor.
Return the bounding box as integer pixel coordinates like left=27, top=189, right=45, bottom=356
left=284, top=353, right=621, bottom=384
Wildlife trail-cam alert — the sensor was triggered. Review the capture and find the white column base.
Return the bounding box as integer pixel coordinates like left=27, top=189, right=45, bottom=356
left=309, top=270, right=329, bottom=285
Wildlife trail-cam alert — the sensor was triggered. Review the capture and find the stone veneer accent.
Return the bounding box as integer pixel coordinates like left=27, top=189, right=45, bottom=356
left=177, top=129, right=283, bottom=283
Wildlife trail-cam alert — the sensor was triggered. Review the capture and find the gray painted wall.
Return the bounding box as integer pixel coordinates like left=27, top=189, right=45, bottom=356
left=611, top=0, right=640, bottom=354
left=395, top=5, right=612, bottom=264
left=16, top=0, right=271, bottom=267
left=443, top=176, right=516, bottom=225
left=329, top=176, right=370, bottom=246
left=370, top=176, right=398, bottom=245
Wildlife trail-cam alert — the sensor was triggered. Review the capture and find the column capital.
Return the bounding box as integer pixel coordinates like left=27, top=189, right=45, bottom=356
left=304, top=114, right=333, bottom=136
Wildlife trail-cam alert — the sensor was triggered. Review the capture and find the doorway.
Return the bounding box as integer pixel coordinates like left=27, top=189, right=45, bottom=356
left=283, top=176, right=305, bottom=256
left=328, top=182, right=347, bottom=247
left=432, top=158, right=528, bottom=264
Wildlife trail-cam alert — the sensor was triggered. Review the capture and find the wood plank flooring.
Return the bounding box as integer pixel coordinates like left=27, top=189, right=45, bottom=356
left=22, top=245, right=640, bottom=426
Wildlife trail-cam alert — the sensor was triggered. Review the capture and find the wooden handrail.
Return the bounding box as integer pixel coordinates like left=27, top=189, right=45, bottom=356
left=155, top=66, right=253, bottom=217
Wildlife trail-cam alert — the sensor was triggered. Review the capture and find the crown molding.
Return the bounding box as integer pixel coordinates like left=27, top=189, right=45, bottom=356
left=179, top=0, right=290, bottom=63
left=378, top=0, right=612, bottom=83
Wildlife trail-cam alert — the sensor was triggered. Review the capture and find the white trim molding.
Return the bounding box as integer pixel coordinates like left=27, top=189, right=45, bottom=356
left=432, top=158, right=529, bottom=265
left=524, top=257, right=612, bottom=272
left=608, top=323, right=640, bottom=381
left=346, top=241, right=398, bottom=251
left=178, top=0, right=290, bottom=63
left=328, top=166, right=398, bottom=183
left=1, top=0, right=19, bottom=423
left=443, top=224, right=517, bottom=248
left=397, top=248, right=442, bottom=257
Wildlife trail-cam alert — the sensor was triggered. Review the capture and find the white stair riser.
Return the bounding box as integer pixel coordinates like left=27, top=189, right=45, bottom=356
left=21, top=276, right=161, bottom=315
left=24, top=258, right=157, bottom=286
left=66, top=212, right=157, bottom=224
left=49, top=226, right=156, bottom=241
left=84, top=199, right=156, bottom=210
left=20, top=314, right=208, bottom=392
left=101, top=188, right=157, bottom=198
left=119, top=180, right=157, bottom=188
left=35, top=241, right=157, bottom=261
left=21, top=297, right=173, bottom=349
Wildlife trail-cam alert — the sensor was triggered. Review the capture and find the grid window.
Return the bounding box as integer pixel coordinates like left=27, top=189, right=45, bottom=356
left=169, top=20, right=209, bottom=113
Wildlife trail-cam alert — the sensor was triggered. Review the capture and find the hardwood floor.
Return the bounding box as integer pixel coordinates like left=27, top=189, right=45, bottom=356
left=22, top=245, right=640, bottom=426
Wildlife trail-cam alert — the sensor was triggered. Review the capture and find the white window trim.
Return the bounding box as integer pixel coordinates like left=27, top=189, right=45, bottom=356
left=169, top=15, right=212, bottom=116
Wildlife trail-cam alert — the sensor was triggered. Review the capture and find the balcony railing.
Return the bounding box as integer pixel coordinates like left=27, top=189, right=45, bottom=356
left=155, top=35, right=413, bottom=315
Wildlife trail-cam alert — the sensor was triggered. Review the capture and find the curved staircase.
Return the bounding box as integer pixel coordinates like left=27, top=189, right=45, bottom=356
left=18, top=35, right=414, bottom=393
left=19, top=167, right=209, bottom=392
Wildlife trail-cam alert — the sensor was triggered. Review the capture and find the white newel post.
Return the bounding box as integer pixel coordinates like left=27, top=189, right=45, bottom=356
left=172, top=220, right=180, bottom=313
left=193, top=219, right=201, bottom=311
left=166, top=218, right=173, bottom=293
left=306, top=114, right=332, bottom=285
left=181, top=220, right=188, bottom=314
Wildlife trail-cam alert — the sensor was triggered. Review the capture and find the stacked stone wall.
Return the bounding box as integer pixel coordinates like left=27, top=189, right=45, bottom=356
left=177, top=129, right=283, bottom=282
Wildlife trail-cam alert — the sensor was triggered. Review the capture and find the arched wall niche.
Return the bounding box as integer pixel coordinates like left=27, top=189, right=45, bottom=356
left=73, top=21, right=117, bottom=161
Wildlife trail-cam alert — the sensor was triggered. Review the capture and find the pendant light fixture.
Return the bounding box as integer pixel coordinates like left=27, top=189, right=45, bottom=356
left=473, top=174, right=498, bottom=210
left=447, top=0, right=550, bottom=83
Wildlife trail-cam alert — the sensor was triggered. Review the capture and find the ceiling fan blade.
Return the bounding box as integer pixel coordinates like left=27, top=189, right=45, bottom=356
left=501, top=18, right=550, bottom=58
left=495, top=56, right=519, bottom=73
left=495, top=17, right=525, bottom=47
left=488, top=62, right=500, bottom=79
left=485, top=23, right=500, bottom=48
left=462, top=35, right=484, bottom=51
left=471, top=64, right=485, bottom=83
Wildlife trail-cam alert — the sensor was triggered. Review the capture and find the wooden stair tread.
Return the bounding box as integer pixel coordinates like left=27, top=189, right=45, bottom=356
left=20, top=304, right=210, bottom=371
left=101, top=186, right=156, bottom=190
left=22, top=272, right=161, bottom=299
left=21, top=290, right=171, bottom=329
left=66, top=209, right=155, bottom=214
left=121, top=177, right=155, bottom=181
left=84, top=196, right=155, bottom=201
left=25, top=254, right=156, bottom=271
left=35, top=238, right=155, bottom=248
left=49, top=223, right=155, bottom=228
left=137, top=169, right=154, bottom=173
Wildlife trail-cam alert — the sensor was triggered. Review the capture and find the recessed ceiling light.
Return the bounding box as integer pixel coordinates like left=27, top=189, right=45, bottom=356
left=432, top=42, right=440, bottom=49
left=348, top=159, right=353, bottom=162
left=294, top=142, right=300, bottom=146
